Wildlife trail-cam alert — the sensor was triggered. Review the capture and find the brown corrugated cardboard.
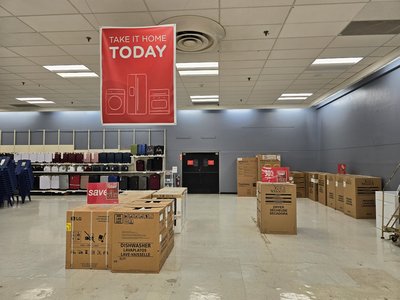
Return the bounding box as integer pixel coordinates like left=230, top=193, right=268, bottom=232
left=65, top=205, right=115, bottom=270
left=343, top=175, right=382, bottom=219
left=296, top=187, right=306, bottom=198
left=256, top=154, right=281, bottom=181
left=317, top=173, right=328, bottom=206
left=237, top=157, right=257, bottom=196
left=335, top=174, right=346, bottom=212
left=256, top=182, right=297, bottom=235
left=289, top=171, right=305, bottom=197
left=326, top=174, right=336, bottom=209
left=118, top=190, right=156, bottom=204
left=308, top=172, right=319, bottom=201
left=127, top=200, right=175, bottom=229
left=110, top=206, right=171, bottom=273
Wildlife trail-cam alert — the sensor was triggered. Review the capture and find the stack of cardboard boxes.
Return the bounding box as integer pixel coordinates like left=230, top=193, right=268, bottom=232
left=290, top=171, right=306, bottom=198
left=308, top=172, right=319, bottom=202
left=256, top=154, right=281, bottom=181
left=65, top=189, right=184, bottom=273
left=318, top=173, right=328, bottom=206
left=256, top=182, right=297, bottom=234
left=326, top=174, right=336, bottom=209
left=237, top=157, right=258, bottom=197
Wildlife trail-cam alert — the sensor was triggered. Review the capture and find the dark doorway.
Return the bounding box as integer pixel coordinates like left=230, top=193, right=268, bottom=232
left=182, top=152, right=219, bottom=194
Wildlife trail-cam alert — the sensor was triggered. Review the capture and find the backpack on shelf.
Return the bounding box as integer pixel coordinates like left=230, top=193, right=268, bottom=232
left=136, top=160, right=145, bottom=171
left=146, top=145, right=154, bottom=155
left=154, top=145, right=164, bottom=155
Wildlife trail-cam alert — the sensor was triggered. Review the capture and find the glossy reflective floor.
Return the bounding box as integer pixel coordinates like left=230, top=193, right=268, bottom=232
left=0, top=194, right=399, bottom=300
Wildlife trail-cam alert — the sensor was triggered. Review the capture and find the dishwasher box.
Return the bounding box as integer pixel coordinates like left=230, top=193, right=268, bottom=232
left=335, top=174, right=346, bottom=212
left=318, top=173, right=328, bottom=206
left=326, top=174, right=336, bottom=209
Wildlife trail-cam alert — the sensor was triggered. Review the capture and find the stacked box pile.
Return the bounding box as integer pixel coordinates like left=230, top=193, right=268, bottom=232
left=236, top=157, right=258, bottom=197
left=289, top=171, right=306, bottom=198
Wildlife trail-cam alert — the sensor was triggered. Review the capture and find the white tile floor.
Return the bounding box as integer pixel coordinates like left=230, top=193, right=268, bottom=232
left=0, top=194, right=399, bottom=300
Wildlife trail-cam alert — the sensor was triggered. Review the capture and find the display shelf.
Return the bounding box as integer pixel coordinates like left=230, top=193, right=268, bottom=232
left=33, top=171, right=165, bottom=175
left=131, top=154, right=165, bottom=158
left=32, top=162, right=132, bottom=166
left=31, top=189, right=86, bottom=194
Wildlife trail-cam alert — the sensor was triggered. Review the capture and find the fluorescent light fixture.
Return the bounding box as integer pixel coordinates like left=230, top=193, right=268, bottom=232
left=43, top=65, right=89, bottom=71
left=176, top=62, right=218, bottom=69
left=27, top=100, right=55, bottom=104
left=312, top=57, right=363, bottom=65
left=278, top=97, right=308, bottom=100
left=16, top=97, right=46, bottom=101
left=281, top=93, right=313, bottom=97
left=191, top=99, right=219, bottom=103
left=57, top=72, right=99, bottom=78
left=179, top=70, right=219, bottom=76
left=190, top=95, right=219, bottom=99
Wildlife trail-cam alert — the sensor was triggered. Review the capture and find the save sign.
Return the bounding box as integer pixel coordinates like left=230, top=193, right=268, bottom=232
left=87, top=182, right=119, bottom=204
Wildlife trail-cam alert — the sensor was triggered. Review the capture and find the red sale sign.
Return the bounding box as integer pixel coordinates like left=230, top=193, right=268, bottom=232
left=261, top=167, right=290, bottom=182
left=87, top=182, right=119, bottom=204
left=101, top=25, right=176, bottom=125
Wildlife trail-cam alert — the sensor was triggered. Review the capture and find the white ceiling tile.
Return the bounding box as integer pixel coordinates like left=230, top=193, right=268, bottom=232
left=41, top=31, right=99, bottom=45
left=73, top=55, right=100, bottom=64
left=220, top=68, right=261, bottom=76
left=287, top=3, right=366, bottom=23
left=225, top=25, right=283, bottom=40
left=221, top=7, right=291, bottom=26
left=329, top=35, right=395, bottom=48
left=0, top=68, right=8, bottom=73
left=69, top=0, right=147, bottom=13
left=269, top=49, right=322, bottom=59
left=0, top=73, right=23, bottom=80
left=19, top=15, right=94, bottom=32
left=177, top=52, right=219, bottom=62
left=0, top=47, right=19, bottom=58
left=368, top=46, right=398, bottom=57
left=265, top=58, right=313, bottom=67
left=84, top=12, right=154, bottom=27
left=280, top=22, right=348, bottom=38
left=183, top=82, right=220, bottom=88
left=298, top=71, right=342, bottom=79
left=60, top=45, right=99, bottom=56
left=295, top=0, right=368, bottom=3
left=19, top=72, right=60, bottom=80
left=273, top=37, right=334, bottom=50
left=0, top=0, right=78, bottom=15
left=27, top=56, right=81, bottom=65
left=0, top=7, right=11, bottom=16
left=262, top=67, right=306, bottom=74
left=8, top=46, right=67, bottom=57
left=220, top=51, right=269, bottom=61
left=0, top=33, right=53, bottom=47
left=219, top=76, right=255, bottom=82
left=146, top=0, right=217, bottom=10
left=221, top=0, right=294, bottom=8
left=3, top=66, right=48, bottom=73
left=385, top=34, right=400, bottom=47
left=0, top=17, right=35, bottom=33
left=220, top=60, right=266, bottom=69
left=336, top=72, right=356, bottom=79
left=354, top=1, right=400, bottom=21
left=319, top=47, right=377, bottom=58
left=258, top=74, right=298, bottom=81
left=151, top=9, right=218, bottom=24
left=254, top=81, right=292, bottom=88
left=0, top=57, right=36, bottom=66
left=220, top=40, right=275, bottom=52
left=291, top=78, right=333, bottom=85
left=220, top=81, right=255, bottom=87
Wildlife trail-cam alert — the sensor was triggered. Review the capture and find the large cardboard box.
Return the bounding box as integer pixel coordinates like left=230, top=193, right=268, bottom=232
left=343, top=175, right=382, bottom=219
left=118, top=190, right=156, bottom=204
left=65, top=205, right=115, bottom=270
left=326, top=174, right=336, bottom=209
left=256, top=154, right=281, bottom=181
left=335, top=174, right=346, bottom=212
left=257, top=182, right=297, bottom=234
left=110, top=206, right=171, bottom=273
left=308, top=172, right=319, bottom=201
left=375, top=191, right=399, bottom=230
left=237, top=157, right=257, bottom=196
left=317, top=173, right=328, bottom=206
left=152, top=187, right=187, bottom=233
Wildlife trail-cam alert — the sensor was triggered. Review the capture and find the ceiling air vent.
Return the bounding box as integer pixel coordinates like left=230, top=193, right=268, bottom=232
left=159, top=16, right=225, bottom=53
left=340, top=20, right=400, bottom=35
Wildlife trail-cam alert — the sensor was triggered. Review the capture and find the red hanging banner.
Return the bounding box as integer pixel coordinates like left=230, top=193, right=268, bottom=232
left=100, top=25, right=176, bottom=125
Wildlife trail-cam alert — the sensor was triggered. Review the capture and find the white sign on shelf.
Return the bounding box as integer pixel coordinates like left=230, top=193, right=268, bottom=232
left=172, top=166, right=178, bottom=173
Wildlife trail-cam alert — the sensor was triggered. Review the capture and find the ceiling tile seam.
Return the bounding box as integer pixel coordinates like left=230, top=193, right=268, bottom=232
left=142, top=0, right=158, bottom=25
left=244, top=4, right=296, bottom=106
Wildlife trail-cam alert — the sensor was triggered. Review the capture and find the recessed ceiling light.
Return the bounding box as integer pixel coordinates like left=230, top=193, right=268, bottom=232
left=26, top=100, right=55, bottom=104
left=312, top=57, right=363, bottom=65
left=281, top=93, right=313, bottom=97
left=278, top=97, right=308, bottom=100
left=57, top=72, right=99, bottom=78
left=176, top=62, right=218, bottom=69
left=191, top=99, right=220, bottom=103
left=179, top=70, right=219, bottom=76
left=43, top=65, right=89, bottom=71
left=16, top=97, right=46, bottom=101
left=190, top=95, right=219, bottom=99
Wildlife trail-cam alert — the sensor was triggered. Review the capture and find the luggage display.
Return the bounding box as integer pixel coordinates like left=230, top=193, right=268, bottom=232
left=75, top=153, right=84, bottom=163
left=136, top=160, right=145, bottom=171
left=146, top=145, right=154, bottom=155
left=108, top=175, right=119, bottom=183
left=122, top=152, right=131, bottom=163
left=84, top=165, right=92, bottom=171
left=119, top=176, right=128, bottom=190
left=149, top=174, right=160, bottom=190
left=80, top=176, right=89, bottom=190
left=99, top=153, right=107, bottom=163
left=50, top=176, right=60, bottom=189
left=91, top=152, right=99, bottom=163
left=39, top=176, right=51, bottom=190
left=92, top=165, right=101, bottom=171
left=83, top=153, right=91, bottom=163
left=89, top=175, right=100, bottom=183
left=106, top=152, right=115, bottom=163
left=59, top=175, right=69, bottom=190
left=138, top=176, right=148, bottom=190
left=69, top=175, right=81, bottom=190
left=138, top=144, right=147, bottom=156
left=128, top=176, right=139, bottom=190
left=110, top=165, right=120, bottom=172
left=102, top=165, right=110, bottom=172
left=120, top=165, right=129, bottom=171
left=154, top=145, right=164, bottom=155
left=33, top=176, right=40, bottom=190
left=44, top=153, right=53, bottom=163
left=146, top=159, right=154, bottom=171
left=153, top=157, right=163, bottom=171
left=53, top=152, right=62, bottom=163
left=114, top=153, right=123, bottom=163
left=100, top=176, right=108, bottom=183
left=130, top=144, right=138, bottom=155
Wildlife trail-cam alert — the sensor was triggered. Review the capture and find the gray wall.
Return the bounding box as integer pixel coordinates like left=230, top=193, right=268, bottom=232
left=317, top=67, right=400, bottom=189
left=0, top=108, right=318, bottom=193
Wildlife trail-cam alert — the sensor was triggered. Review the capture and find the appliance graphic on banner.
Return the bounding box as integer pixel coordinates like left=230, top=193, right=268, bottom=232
left=106, top=89, right=125, bottom=115
left=149, top=89, right=170, bottom=115
left=127, top=74, right=147, bottom=115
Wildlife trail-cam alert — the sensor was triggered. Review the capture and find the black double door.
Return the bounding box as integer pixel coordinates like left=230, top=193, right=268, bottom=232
left=182, top=152, right=219, bottom=194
